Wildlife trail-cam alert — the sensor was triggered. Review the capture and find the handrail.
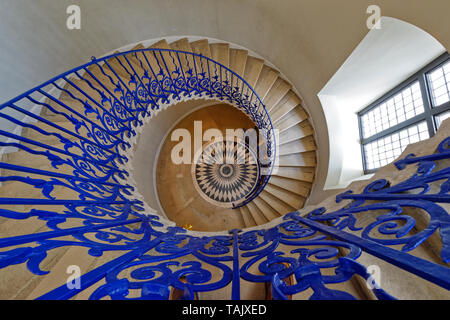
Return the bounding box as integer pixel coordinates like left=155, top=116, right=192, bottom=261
left=0, top=48, right=277, bottom=210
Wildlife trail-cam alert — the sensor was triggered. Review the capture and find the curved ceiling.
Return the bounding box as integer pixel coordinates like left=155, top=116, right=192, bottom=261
left=1, top=0, right=450, bottom=202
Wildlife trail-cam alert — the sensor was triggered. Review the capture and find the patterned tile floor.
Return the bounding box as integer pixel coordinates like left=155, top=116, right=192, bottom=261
left=192, top=139, right=260, bottom=207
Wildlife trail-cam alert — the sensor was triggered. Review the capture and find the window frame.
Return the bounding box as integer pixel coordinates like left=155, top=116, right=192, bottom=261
left=358, top=52, right=450, bottom=174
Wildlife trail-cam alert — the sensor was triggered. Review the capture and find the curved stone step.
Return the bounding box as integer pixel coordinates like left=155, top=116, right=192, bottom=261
left=190, top=39, right=212, bottom=58
left=268, top=90, right=301, bottom=118
left=274, top=166, right=315, bottom=183
left=239, top=205, right=256, bottom=228
left=254, top=65, right=279, bottom=101
left=278, top=135, right=316, bottom=155
left=252, top=197, right=280, bottom=221
left=279, top=122, right=314, bottom=145
left=210, top=43, right=230, bottom=68
left=210, top=43, right=230, bottom=81
left=245, top=201, right=268, bottom=225
left=169, top=38, right=194, bottom=74
left=278, top=151, right=316, bottom=167
left=268, top=175, right=311, bottom=198
left=258, top=189, right=296, bottom=216
left=243, top=56, right=264, bottom=87
left=229, top=49, right=248, bottom=77
left=105, top=51, right=131, bottom=79
left=169, top=37, right=192, bottom=52
left=148, top=39, right=178, bottom=75
left=263, top=78, right=292, bottom=110
left=273, top=105, right=308, bottom=132
left=264, top=183, right=305, bottom=209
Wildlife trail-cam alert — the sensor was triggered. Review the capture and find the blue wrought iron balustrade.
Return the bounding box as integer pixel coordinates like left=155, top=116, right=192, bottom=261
left=0, top=135, right=448, bottom=299
left=231, top=130, right=272, bottom=209
left=30, top=212, right=399, bottom=300
left=0, top=45, right=448, bottom=299
left=0, top=48, right=276, bottom=210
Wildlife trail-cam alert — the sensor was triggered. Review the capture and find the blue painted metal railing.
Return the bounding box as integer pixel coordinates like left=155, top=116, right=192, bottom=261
left=0, top=48, right=276, bottom=209
left=0, top=47, right=449, bottom=299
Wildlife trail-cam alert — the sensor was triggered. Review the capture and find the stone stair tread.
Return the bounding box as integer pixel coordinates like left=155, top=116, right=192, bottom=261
left=278, top=135, right=316, bottom=155
left=190, top=39, right=212, bottom=58
left=263, top=78, right=292, bottom=111
left=104, top=51, right=132, bottom=79
left=264, top=183, right=305, bottom=209
left=239, top=205, right=256, bottom=228
left=252, top=197, right=279, bottom=221
left=269, top=90, right=301, bottom=119
left=268, top=175, right=311, bottom=198
left=279, top=122, right=314, bottom=144
left=258, top=189, right=295, bottom=216
left=277, top=151, right=317, bottom=167
left=229, top=49, right=248, bottom=77
left=169, top=38, right=193, bottom=52
left=245, top=201, right=267, bottom=225
left=210, top=43, right=230, bottom=68
left=273, top=106, right=308, bottom=132
left=274, top=166, right=315, bottom=182
left=254, top=65, right=279, bottom=101
left=243, top=56, right=264, bottom=88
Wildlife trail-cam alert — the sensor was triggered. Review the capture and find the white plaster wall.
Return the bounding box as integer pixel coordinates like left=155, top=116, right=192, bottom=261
left=319, top=17, right=445, bottom=189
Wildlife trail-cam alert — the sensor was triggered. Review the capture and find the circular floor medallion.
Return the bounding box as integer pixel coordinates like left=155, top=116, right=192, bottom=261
left=192, top=140, right=260, bottom=208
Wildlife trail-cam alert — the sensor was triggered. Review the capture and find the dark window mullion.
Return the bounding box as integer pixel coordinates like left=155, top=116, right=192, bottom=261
left=429, top=101, right=450, bottom=116
left=418, top=73, right=436, bottom=136
left=358, top=115, right=370, bottom=172
left=442, top=67, right=450, bottom=102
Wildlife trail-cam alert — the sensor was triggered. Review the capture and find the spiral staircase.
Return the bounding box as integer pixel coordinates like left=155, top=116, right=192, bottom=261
left=114, top=39, right=317, bottom=232
left=0, top=37, right=449, bottom=300
left=149, top=39, right=315, bottom=229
